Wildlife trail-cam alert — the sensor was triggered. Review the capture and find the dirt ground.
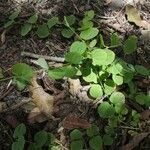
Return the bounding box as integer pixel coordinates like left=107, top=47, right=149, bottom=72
left=0, top=0, right=150, bottom=150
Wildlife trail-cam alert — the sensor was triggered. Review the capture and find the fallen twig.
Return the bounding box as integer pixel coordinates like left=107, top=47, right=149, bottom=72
left=21, top=52, right=65, bottom=63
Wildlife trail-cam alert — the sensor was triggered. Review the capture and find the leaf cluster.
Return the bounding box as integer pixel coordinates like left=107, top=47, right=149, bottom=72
left=12, top=123, right=59, bottom=150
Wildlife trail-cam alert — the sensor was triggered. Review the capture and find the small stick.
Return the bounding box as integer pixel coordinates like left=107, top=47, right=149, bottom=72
left=21, top=52, right=65, bottom=63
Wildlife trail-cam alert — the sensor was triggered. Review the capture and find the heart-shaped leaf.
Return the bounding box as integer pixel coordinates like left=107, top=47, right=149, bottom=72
left=61, top=28, right=74, bottom=38
left=65, top=52, right=82, bottom=64
left=21, top=23, right=32, bottom=36
left=98, top=102, right=115, bottom=118
left=109, top=92, right=125, bottom=105
left=70, top=41, right=87, bottom=54
left=123, top=35, right=137, bottom=54
left=80, top=27, right=99, bottom=40
left=112, top=74, right=123, bottom=85
left=70, top=129, right=82, bottom=140
left=89, top=135, right=102, bottom=150
left=47, top=17, right=59, bottom=29
left=37, top=24, right=49, bottom=38
left=135, top=65, right=149, bottom=76
left=70, top=140, right=83, bottom=150
left=89, top=84, right=103, bottom=99
left=27, top=14, right=38, bottom=24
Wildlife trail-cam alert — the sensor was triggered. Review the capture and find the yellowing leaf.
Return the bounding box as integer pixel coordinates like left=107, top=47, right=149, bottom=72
left=125, top=4, right=142, bottom=27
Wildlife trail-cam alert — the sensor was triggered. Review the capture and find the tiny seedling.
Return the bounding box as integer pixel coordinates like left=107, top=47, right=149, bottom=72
left=21, top=14, right=38, bottom=36
left=4, top=10, right=20, bottom=29
left=12, top=123, right=59, bottom=150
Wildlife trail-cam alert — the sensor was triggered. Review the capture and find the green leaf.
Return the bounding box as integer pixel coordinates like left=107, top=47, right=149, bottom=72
left=9, top=11, right=19, bottom=20
left=111, top=33, right=121, bottom=47
left=70, top=140, right=83, bottom=150
left=15, top=80, right=26, bottom=91
left=89, top=39, right=97, bottom=48
left=135, top=94, right=148, bottom=105
left=100, top=34, right=106, bottom=48
left=0, top=67, right=4, bottom=78
left=98, top=102, right=115, bottom=118
left=13, top=123, right=26, bottom=138
left=135, top=65, right=149, bottom=76
left=123, top=72, right=134, bottom=83
left=21, top=23, right=32, bottom=36
left=91, top=49, right=107, bottom=66
left=89, top=135, right=102, bottom=150
left=108, top=117, right=118, bottom=128
left=51, top=146, right=61, bottom=150
left=87, top=124, right=99, bottom=137
left=91, top=49, right=115, bottom=66
left=145, top=95, right=150, bottom=106
left=47, top=17, right=59, bottom=29
left=12, top=136, right=25, bottom=150
left=99, top=71, right=109, bottom=81
left=79, top=20, right=93, bottom=30
left=36, top=58, right=49, bottom=70
left=82, top=68, right=97, bottom=83
left=70, top=129, right=82, bottom=140
left=114, top=103, right=128, bottom=114
left=104, top=49, right=115, bottom=65
left=89, top=84, right=103, bottom=99
left=112, top=74, right=123, bottom=85
left=48, top=68, right=65, bottom=79
left=45, top=133, right=55, bottom=146
left=4, top=20, right=15, bottom=28
left=107, top=64, right=120, bottom=75
left=123, top=35, right=137, bottom=54
left=70, top=41, right=87, bottom=55
left=37, top=24, right=49, bottom=38
left=27, top=14, right=38, bottom=24
left=63, top=65, right=77, bottom=77
left=64, top=15, right=76, bottom=26
left=28, top=143, right=41, bottom=150
left=34, top=130, right=47, bottom=147
left=12, top=63, right=33, bottom=83
left=61, top=28, right=74, bottom=38
left=109, top=92, right=125, bottom=105
left=128, top=81, right=137, bottom=95
left=80, top=27, right=99, bottom=40
left=104, top=79, right=116, bottom=95
left=105, top=126, right=115, bottom=135
left=103, top=134, right=113, bottom=146
left=84, top=10, right=95, bottom=20
left=65, top=52, right=82, bottom=64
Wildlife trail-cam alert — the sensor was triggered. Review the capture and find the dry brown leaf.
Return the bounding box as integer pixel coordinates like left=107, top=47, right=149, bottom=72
left=120, top=132, right=149, bottom=150
left=141, top=109, right=150, bottom=120
left=125, top=4, right=142, bottom=27
left=29, top=74, right=55, bottom=119
left=62, top=115, right=91, bottom=129
left=68, top=78, right=82, bottom=96
left=5, top=115, right=18, bottom=128
left=28, top=107, right=47, bottom=124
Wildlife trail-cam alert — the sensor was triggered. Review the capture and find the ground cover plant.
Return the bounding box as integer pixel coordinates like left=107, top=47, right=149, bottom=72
left=0, top=1, right=150, bottom=150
